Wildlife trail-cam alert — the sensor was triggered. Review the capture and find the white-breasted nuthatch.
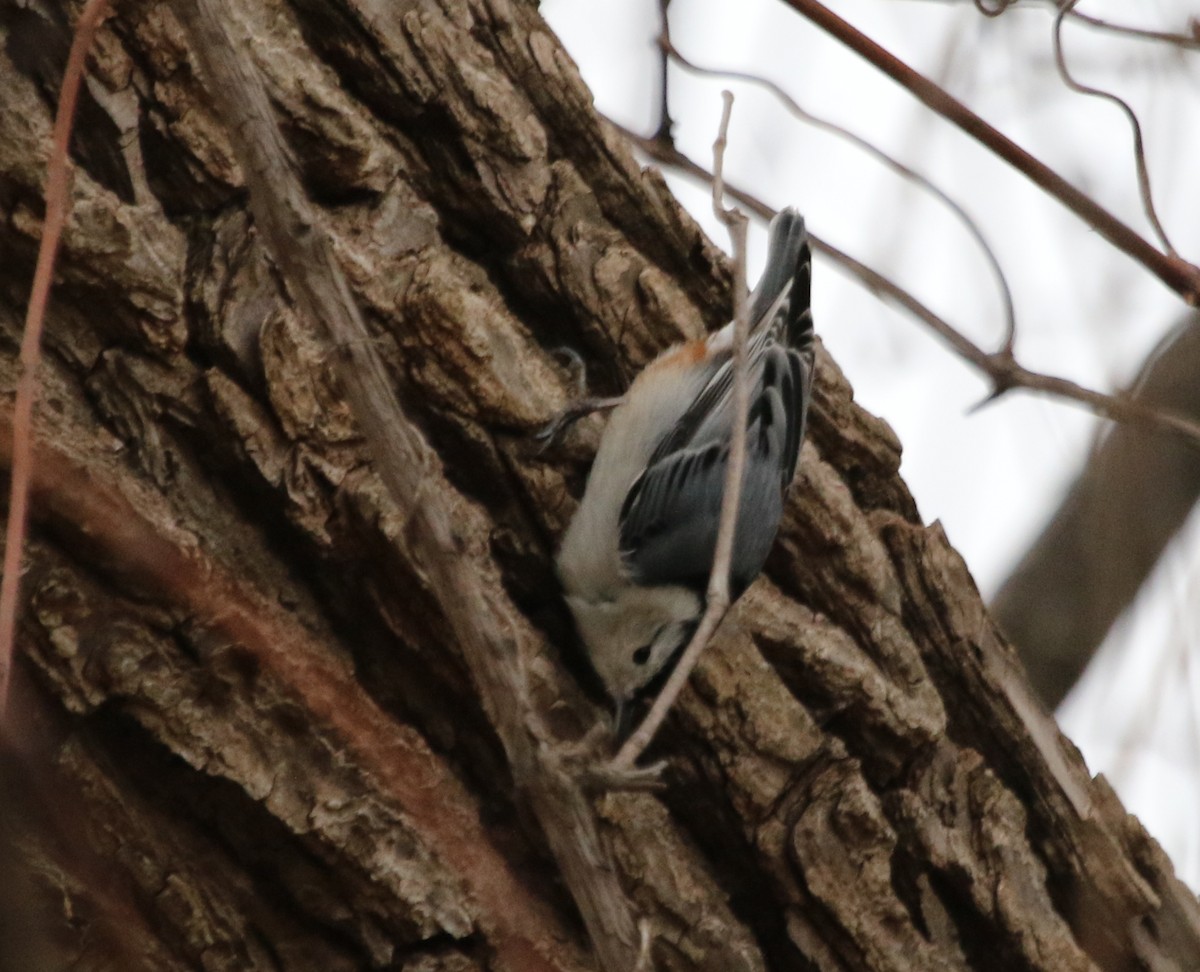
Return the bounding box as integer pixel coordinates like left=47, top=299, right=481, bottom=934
left=557, top=208, right=815, bottom=717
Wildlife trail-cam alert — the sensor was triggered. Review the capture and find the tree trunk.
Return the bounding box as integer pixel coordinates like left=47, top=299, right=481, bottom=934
left=1, top=1, right=1197, bottom=971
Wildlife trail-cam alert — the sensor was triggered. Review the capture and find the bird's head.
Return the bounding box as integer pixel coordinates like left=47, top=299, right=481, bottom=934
left=565, top=584, right=701, bottom=710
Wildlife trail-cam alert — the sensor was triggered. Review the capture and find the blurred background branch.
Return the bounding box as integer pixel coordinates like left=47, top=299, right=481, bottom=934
left=993, top=312, right=1200, bottom=707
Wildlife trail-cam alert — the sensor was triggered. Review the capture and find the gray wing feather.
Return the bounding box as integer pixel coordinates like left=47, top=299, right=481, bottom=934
left=620, top=346, right=798, bottom=593
left=619, top=426, right=786, bottom=594
left=618, top=208, right=814, bottom=594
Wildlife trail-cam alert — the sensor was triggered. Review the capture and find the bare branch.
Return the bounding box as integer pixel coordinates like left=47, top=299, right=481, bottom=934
left=0, top=0, right=112, bottom=726
left=995, top=0, right=1200, bottom=49
left=651, top=0, right=675, bottom=146
left=777, top=0, right=1200, bottom=305
left=1052, top=0, right=1178, bottom=256
left=612, top=119, right=1200, bottom=448
left=662, top=39, right=1017, bottom=354
left=912, top=0, right=1200, bottom=50
left=1067, top=8, right=1200, bottom=49
left=612, top=91, right=751, bottom=771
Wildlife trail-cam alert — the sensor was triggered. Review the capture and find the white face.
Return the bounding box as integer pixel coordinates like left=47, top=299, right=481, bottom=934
left=566, top=586, right=702, bottom=703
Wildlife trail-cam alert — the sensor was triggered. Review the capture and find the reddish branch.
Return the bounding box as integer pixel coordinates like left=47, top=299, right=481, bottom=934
left=0, top=0, right=113, bottom=724
left=778, top=0, right=1200, bottom=306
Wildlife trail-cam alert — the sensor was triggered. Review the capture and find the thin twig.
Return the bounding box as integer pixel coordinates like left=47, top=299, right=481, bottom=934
left=917, top=0, right=1200, bottom=50
left=612, top=91, right=751, bottom=771
left=663, top=39, right=1017, bottom=353
left=0, top=0, right=113, bottom=725
left=1068, top=9, right=1200, bottom=49
left=965, top=0, right=1200, bottom=49
left=651, top=0, right=675, bottom=146
left=612, top=119, right=1200, bottom=448
left=1052, top=0, right=1177, bottom=256
left=777, top=0, right=1200, bottom=306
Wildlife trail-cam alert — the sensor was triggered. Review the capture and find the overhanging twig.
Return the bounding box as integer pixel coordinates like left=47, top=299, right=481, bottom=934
left=612, top=90, right=751, bottom=771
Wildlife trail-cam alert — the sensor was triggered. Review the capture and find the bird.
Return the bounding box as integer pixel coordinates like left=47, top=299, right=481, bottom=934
left=556, top=208, right=814, bottom=725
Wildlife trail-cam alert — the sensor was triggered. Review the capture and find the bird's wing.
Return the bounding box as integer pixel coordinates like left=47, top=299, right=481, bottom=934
left=618, top=208, right=815, bottom=594
left=644, top=208, right=813, bottom=470
left=618, top=345, right=807, bottom=593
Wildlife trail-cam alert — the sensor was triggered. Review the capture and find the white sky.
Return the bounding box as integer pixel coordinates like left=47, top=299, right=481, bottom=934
left=543, top=0, right=1200, bottom=888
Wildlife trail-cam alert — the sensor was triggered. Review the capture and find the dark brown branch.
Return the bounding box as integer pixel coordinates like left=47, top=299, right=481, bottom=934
left=0, top=0, right=112, bottom=725
left=615, top=120, right=1200, bottom=448
left=777, top=0, right=1200, bottom=305
left=177, top=1, right=638, bottom=968
left=613, top=90, right=751, bottom=771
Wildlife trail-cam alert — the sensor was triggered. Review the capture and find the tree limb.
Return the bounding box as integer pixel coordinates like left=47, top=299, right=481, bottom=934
left=992, top=313, right=1200, bottom=707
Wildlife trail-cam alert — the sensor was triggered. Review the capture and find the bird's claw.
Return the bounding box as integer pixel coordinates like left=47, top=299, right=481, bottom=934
left=581, top=757, right=668, bottom=792
left=533, top=395, right=625, bottom=453
left=550, top=345, right=589, bottom=399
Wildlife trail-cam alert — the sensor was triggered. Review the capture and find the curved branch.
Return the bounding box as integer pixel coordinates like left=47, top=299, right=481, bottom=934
left=1066, top=8, right=1200, bottom=49
left=614, top=120, right=1200, bottom=447
left=662, top=40, right=1018, bottom=353
left=1052, top=0, right=1178, bottom=256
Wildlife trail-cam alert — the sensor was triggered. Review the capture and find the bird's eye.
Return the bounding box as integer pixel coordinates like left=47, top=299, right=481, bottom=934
left=632, top=644, right=652, bottom=665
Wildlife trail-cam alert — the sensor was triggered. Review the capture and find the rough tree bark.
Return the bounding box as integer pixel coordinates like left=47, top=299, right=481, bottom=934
left=1, top=2, right=1198, bottom=971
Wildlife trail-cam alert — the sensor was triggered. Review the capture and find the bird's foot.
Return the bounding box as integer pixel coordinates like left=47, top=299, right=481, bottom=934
left=533, top=394, right=625, bottom=452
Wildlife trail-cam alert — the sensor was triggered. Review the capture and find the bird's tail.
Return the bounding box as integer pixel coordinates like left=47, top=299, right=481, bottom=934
left=748, top=208, right=813, bottom=356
